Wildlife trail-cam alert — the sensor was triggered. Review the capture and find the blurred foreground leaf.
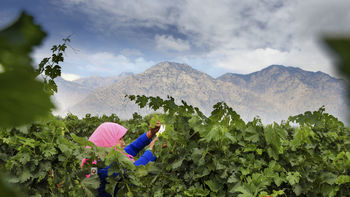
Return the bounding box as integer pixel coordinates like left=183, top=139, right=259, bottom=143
left=0, top=11, right=46, bottom=72
left=0, top=175, right=22, bottom=196
left=325, top=38, right=350, bottom=109
left=325, top=38, right=350, bottom=78
left=0, top=12, right=54, bottom=127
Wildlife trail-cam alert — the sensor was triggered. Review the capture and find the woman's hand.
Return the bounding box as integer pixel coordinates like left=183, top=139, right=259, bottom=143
left=149, top=137, right=167, bottom=152
left=161, top=140, right=167, bottom=148
left=147, top=120, right=161, bottom=139
left=149, top=136, right=158, bottom=150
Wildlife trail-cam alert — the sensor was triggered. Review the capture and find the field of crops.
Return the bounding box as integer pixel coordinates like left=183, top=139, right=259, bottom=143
left=1, top=95, right=350, bottom=196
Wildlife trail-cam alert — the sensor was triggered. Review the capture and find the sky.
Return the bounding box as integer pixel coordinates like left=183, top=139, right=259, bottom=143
left=1, top=0, right=350, bottom=81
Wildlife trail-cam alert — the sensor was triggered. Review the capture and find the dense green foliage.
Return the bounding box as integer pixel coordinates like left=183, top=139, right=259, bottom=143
left=121, top=95, right=350, bottom=197
left=1, top=95, right=350, bottom=196
left=0, top=112, right=150, bottom=196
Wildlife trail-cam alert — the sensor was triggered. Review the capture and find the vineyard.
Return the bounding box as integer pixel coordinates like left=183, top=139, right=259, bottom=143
left=1, top=95, right=350, bottom=196
left=1, top=11, right=350, bottom=197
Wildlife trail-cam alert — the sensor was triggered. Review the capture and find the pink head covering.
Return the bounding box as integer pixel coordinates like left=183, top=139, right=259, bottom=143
left=81, top=122, right=134, bottom=170
left=88, top=122, right=127, bottom=147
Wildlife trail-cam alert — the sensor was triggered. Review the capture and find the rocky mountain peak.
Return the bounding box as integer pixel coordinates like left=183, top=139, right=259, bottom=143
left=144, top=61, right=206, bottom=77
left=254, top=65, right=299, bottom=77
left=263, top=64, right=286, bottom=71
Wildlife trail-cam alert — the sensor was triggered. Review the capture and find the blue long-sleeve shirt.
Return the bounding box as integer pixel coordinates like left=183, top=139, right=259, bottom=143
left=97, top=132, right=156, bottom=197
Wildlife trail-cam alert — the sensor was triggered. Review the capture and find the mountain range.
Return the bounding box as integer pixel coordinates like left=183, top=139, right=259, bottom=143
left=53, top=62, right=347, bottom=124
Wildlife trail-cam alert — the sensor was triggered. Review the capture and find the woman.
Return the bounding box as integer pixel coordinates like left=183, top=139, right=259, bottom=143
left=85, top=121, right=161, bottom=196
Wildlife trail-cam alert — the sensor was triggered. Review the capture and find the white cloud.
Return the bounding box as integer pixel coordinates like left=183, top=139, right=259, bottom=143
left=61, top=73, right=81, bottom=81
left=57, top=0, right=179, bottom=30
left=32, top=44, right=155, bottom=77
left=213, top=48, right=287, bottom=74
left=155, top=34, right=190, bottom=52
left=206, top=47, right=335, bottom=75
left=60, top=49, right=155, bottom=76
left=293, top=0, right=350, bottom=37
left=56, top=0, right=350, bottom=76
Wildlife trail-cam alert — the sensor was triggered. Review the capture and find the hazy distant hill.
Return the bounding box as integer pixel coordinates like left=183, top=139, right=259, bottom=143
left=73, top=72, right=133, bottom=89
left=53, top=77, right=93, bottom=115
left=65, top=62, right=347, bottom=123
left=53, top=72, right=133, bottom=115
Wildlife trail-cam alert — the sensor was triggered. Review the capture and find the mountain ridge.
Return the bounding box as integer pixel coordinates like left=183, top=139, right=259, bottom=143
left=60, top=62, right=347, bottom=124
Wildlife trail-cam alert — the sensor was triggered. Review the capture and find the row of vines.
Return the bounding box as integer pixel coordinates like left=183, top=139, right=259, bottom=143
left=1, top=95, right=350, bottom=196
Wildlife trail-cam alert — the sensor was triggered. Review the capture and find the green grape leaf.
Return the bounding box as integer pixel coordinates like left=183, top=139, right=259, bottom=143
left=43, top=146, right=57, bottom=157
left=135, top=165, right=148, bottom=177
left=71, top=133, right=95, bottom=147
left=81, top=175, right=99, bottom=197
left=150, top=114, right=161, bottom=128
left=293, top=184, right=302, bottom=196
left=172, top=158, right=185, bottom=169
left=204, top=180, right=221, bottom=193
left=244, top=125, right=262, bottom=143
left=235, top=185, right=254, bottom=197
left=228, top=174, right=239, bottom=183
left=321, top=172, right=337, bottom=185
left=18, top=169, right=31, bottom=183
left=336, top=175, right=350, bottom=185
left=274, top=176, right=284, bottom=187
left=106, top=149, right=136, bottom=171
left=193, top=168, right=210, bottom=179
left=184, top=187, right=210, bottom=196
left=286, top=172, right=301, bottom=186
left=18, top=152, right=30, bottom=164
